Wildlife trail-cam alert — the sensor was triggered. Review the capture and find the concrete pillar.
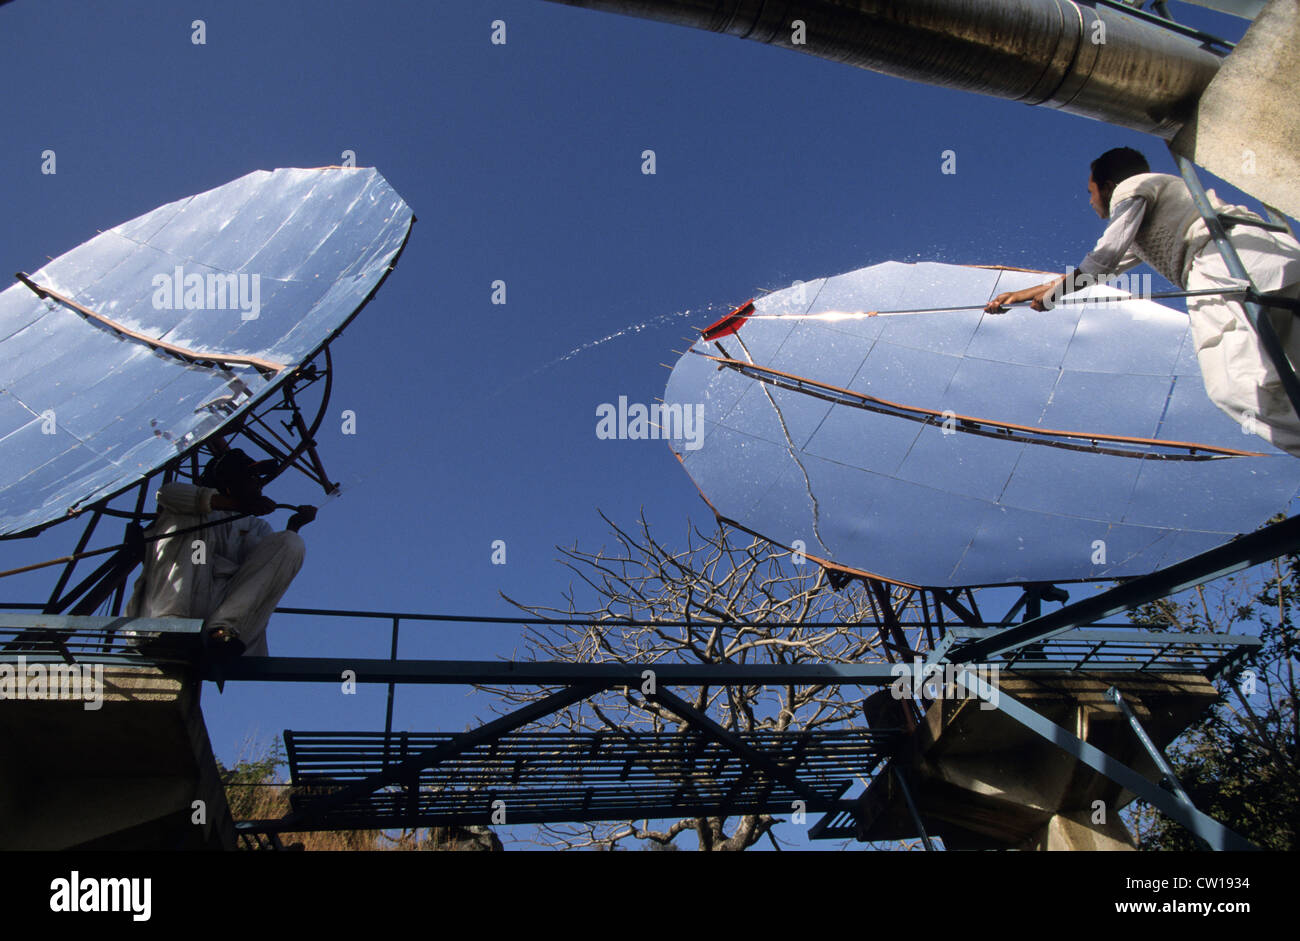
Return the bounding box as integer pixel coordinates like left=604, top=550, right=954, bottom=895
left=856, top=671, right=1217, bottom=849
left=0, top=662, right=235, bottom=850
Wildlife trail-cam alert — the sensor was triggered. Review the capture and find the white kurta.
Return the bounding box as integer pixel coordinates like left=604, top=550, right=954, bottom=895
left=125, top=483, right=305, bottom=655
left=1079, top=182, right=1300, bottom=456
left=1184, top=229, right=1300, bottom=456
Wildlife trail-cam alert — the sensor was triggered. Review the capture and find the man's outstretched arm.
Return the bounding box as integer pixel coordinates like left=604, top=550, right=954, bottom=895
left=985, top=274, right=1068, bottom=313
left=984, top=198, right=1146, bottom=313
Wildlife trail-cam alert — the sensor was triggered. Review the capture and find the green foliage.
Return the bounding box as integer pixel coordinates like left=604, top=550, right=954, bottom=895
left=217, top=737, right=284, bottom=784
left=1124, top=544, right=1300, bottom=851
left=217, top=738, right=285, bottom=822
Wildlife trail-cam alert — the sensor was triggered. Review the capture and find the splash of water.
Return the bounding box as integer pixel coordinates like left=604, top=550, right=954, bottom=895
left=540, top=308, right=698, bottom=369
left=494, top=305, right=724, bottom=395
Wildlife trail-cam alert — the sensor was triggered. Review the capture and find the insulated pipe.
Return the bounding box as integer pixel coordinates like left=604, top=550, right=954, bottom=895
left=541, top=0, right=1224, bottom=138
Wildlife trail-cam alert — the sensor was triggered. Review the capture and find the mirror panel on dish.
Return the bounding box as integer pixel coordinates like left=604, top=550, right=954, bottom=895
left=665, top=260, right=1300, bottom=588
left=0, top=167, right=413, bottom=537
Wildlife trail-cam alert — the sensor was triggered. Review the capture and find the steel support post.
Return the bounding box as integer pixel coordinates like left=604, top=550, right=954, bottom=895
left=892, top=763, right=936, bottom=851
left=1106, top=686, right=1198, bottom=813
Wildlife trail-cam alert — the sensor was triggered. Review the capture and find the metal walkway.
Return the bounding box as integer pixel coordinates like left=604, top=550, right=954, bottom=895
left=262, top=728, right=897, bottom=832
left=0, top=595, right=1269, bottom=849
left=934, top=625, right=1258, bottom=677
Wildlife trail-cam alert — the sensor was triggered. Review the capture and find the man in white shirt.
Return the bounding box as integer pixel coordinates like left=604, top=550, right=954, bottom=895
left=985, top=147, right=1300, bottom=456
left=126, top=448, right=315, bottom=656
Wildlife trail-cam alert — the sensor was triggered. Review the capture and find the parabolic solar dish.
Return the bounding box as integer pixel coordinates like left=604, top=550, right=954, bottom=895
left=0, top=167, right=413, bottom=538
left=663, top=260, right=1300, bottom=588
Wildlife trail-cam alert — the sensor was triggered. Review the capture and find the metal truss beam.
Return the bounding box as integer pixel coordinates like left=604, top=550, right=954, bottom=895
left=928, top=589, right=984, bottom=629
left=1107, top=686, right=1199, bottom=818
left=207, top=656, right=902, bottom=686
left=866, top=580, right=917, bottom=660
left=947, top=514, right=1300, bottom=662
left=953, top=667, right=1258, bottom=850
left=648, top=686, right=849, bottom=811
left=891, top=764, right=935, bottom=851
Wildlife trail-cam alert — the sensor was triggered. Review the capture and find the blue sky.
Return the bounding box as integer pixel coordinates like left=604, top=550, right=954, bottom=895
left=0, top=0, right=1263, bottom=848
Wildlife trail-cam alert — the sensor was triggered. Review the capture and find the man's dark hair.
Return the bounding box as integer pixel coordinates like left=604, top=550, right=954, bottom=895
left=199, top=448, right=268, bottom=492
left=1090, top=147, right=1150, bottom=187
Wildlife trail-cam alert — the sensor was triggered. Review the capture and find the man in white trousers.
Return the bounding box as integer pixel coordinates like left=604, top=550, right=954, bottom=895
left=986, top=146, right=1300, bottom=457
left=126, top=448, right=315, bottom=656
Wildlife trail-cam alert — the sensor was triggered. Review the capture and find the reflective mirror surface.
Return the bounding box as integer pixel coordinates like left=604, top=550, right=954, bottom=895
left=664, top=261, right=1300, bottom=587
left=0, top=167, right=413, bottom=537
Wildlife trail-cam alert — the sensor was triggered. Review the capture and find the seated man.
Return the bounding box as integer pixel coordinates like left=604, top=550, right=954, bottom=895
left=126, top=448, right=315, bottom=656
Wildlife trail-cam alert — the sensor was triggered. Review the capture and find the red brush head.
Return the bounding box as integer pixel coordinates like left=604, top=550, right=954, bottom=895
left=700, top=299, right=756, bottom=341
